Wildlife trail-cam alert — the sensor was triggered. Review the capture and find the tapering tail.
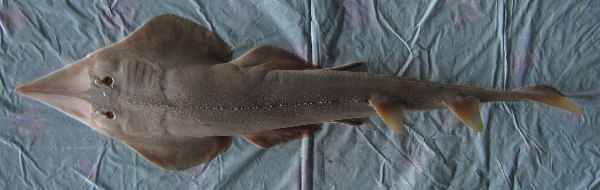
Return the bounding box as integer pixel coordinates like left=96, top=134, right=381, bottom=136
left=512, top=85, right=583, bottom=114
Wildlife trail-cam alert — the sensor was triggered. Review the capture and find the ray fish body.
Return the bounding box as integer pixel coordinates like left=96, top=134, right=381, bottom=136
left=15, top=15, right=583, bottom=170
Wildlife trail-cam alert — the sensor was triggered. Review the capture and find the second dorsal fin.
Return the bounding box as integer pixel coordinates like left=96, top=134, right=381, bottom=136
left=442, top=96, right=484, bottom=132
left=368, top=96, right=405, bottom=134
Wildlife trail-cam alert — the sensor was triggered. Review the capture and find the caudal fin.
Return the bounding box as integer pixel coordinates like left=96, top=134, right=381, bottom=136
left=513, top=85, right=583, bottom=114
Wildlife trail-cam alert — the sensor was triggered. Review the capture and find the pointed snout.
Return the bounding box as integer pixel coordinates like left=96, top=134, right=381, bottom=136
left=16, top=58, right=94, bottom=95
left=15, top=58, right=95, bottom=126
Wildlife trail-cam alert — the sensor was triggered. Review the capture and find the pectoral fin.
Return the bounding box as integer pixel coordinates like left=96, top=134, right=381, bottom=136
left=242, top=124, right=321, bottom=148
left=232, top=45, right=366, bottom=72
left=233, top=45, right=317, bottom=70
left=442, top=96, right=484, bottom=132
left=112, top=14, right=232, bottom=67
left=369, top=96, right=405, bottom=133
left=123, top=136, right=232, bottom=171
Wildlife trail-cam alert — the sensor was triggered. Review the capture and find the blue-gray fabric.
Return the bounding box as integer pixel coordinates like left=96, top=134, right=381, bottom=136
left=1, top=1, right=598, bottom=189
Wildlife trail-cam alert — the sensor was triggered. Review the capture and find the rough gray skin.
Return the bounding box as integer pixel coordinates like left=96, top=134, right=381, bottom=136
left=15, top=15, right=582, bottom=170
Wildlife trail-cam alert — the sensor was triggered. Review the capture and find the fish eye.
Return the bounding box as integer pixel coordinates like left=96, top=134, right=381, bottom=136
left=96, top=110, right=116, bottom=119
left=105, top=111, right=115, bottom=119
left=103, top=76, right=114, bottom=86
left=94, top=76, right=114, bottom=87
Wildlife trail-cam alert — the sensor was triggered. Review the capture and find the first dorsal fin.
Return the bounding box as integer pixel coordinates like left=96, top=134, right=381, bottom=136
left=109, top=14, right=232, bottom=67
left=442, top=96, right=484, bottom=132
left=122, top=136, right=232, bottom=171
left=232, top=45, right=318, bottom=70
left=242, top=124, right=320, bottom=148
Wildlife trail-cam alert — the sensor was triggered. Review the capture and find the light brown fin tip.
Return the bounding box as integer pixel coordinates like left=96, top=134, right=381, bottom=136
left=442, top=96, right=484, bottom=132
left=368, top=96, right=405, bottom=134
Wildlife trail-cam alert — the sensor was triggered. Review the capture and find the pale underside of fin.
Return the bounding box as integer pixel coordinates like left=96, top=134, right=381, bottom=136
left=442, top=96, right=484, bottom=132
left=242, top=124, right=321, bottom=149
left=368, top=96, right=405, bottom=134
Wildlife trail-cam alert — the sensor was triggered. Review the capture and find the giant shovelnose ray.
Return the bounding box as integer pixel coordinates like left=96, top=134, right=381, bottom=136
left=15, top=14, right=583, bottom=171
